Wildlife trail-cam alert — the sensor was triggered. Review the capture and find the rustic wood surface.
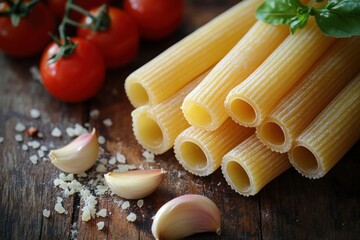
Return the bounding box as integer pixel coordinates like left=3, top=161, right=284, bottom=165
left=1, top=1, right=359, bottom=239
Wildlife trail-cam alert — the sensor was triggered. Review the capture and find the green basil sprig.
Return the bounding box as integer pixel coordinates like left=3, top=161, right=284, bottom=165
left=256, top=0, right=360, bottom=37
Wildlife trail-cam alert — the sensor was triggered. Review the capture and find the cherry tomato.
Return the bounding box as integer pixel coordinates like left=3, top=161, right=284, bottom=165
left=47, top=0, right=111, bottom=21
left=123, top=0, right=184, bottom=40
left=0, top=3, right=55, bottom=57
left=40, top=38, right=106, bottom=102
left=77, top=7, right=139, bottom=69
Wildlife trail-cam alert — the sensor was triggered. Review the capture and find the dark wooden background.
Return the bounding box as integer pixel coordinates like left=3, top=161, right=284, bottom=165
left=1, top=1, right=359, bottom=239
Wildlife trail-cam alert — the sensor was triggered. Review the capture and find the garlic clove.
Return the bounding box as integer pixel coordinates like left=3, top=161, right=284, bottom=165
left=152, top=194, right=221, bottom=240
left=49, top=129, right=99, bottom=174
left=104, top=169, right=165, bottom=199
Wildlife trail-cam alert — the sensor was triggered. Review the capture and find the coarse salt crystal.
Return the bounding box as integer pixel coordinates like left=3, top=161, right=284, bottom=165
left=98, top=136, right=106, bottom=144
left=116, top=152, right=126, bottom=163
left=121, top=201, right=130, bottom=210
left=15, top=123, right=26, bottom=132
left=137, top=199, right=144, bottom=208
left=90, top=109, right=100, bottom=119
left=103, top=118, right=112, bottom=127
left=96, top=164, right=107, bottom=173
left=97, top=221, right=105, bottom=230
left=28, top=140, right=41, bottom=149
left=0, top=136, right=4, bottom=143
left=74, top=124, right=88, bottom=136
left=29, top=155, right=38, bottom=164
left=22, top=144, right=28, bottom=151
left=126, top=212, right=137, bottom=222
left=66, top=127, right=75, bottom=137
left=42, top=209, right=51, bottom=218
left=40, top=145, right=48, bottom=151
left=30, top=109, right=41, bottom=119
left=99, top=158, right=107, bottom=165
left=51, top=127, right=62, bottom=137
left=96, top=209, right=107, bottom=217
left=108, top=156, right=116, bottom=165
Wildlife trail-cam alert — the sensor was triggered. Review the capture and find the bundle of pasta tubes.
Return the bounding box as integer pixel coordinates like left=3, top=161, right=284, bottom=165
left=125, top=0, right=359, bottom=197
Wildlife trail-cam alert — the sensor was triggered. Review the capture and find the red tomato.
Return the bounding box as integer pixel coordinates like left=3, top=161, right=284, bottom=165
left=0, top=3, right=55, bottom=57
left=47, top=0, right=111, bottom=21
left=40, top=38, right=106, bottom=102
left=77, top=7, right=139, bottom=69
left=123, top=0, right=184, bottom=40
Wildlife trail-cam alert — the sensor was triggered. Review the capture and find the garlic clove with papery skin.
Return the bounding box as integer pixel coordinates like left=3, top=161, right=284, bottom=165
left=104, top=169, right=166, bottom=199
left=49, top=129, right=99, bottom=174
left=151, top=194, right=221, bottom=240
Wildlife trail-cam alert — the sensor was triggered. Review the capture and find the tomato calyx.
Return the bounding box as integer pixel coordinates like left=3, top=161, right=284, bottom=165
left=69, top=3, right=111, bottom=31
left=49, top=35, right=78, bottom=62
left=0, top=0, right=41, bottom=26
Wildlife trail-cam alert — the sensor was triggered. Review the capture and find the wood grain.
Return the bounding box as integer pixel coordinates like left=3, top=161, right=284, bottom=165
left=0, top=1, right=359, bottom=239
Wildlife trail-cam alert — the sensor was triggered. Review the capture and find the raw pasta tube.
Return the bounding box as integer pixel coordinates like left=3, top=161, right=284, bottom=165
left=124, top=0, right=261, bottom=107
left=181, top=21, right=289, bottom=131
left=224, top=17, right=336, bottom=127
left=257, top=37, right=360, bottom=153
left=288, top=74, right=360, bottom=179
left=174, top=118, right=254, bottom=176
left=222, top=134, right=290, bottom=196
left=131, top=69, right=212, bottom=154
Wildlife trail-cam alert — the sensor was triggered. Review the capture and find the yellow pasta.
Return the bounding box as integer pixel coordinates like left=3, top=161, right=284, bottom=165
left=181, top=21, right=289, bottom=131
left=257, top=37, right=360, bottom=153
left=222, top=134, right=290, bottom=196
left=124, top=0, right=261, bottom=107
left=224, top=18, right=336, bottom=127
left=131, top=69, right=212, bottom=154
left=289, top=74, right=360, bottom=179
left=174, top=118, right=254, bottom=176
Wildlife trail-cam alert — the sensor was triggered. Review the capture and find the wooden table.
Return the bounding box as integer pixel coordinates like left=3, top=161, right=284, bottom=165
left=1, top=1, right=359, bottom=239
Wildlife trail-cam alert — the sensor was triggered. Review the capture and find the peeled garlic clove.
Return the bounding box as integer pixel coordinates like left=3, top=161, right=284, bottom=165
left=104, top=169, right=165, bottom=199
left=49, top=129, right=99, bottom=174
left=152, top=194, right=221, bottom=240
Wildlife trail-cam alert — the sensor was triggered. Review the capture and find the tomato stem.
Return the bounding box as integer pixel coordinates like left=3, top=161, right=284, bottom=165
left=0, top=0, right=41, bottom=26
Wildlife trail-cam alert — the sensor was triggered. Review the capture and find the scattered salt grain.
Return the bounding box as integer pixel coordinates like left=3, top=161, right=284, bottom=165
left=98, top=136, right=106, bottom=144
left=15, top=134, right=23, bottom=142
left=126, top=212, right=137, bottom=222
left=30, top=108, right=41, bottom=119
left=99, top=158, right=107, bottom=165
left=42, top=209, right=51, bottom=218
left=96, top=209, right=107, bottom=218
left=143, top=150, right=155, bottom=163
left=29, top=155, right=38, bottom=164
left=15, top=123, right=26, bottom=132
left=37, top=150, right=45, bottom=158
left=77, top=172, right=87, bottom=178
left=116, top=152, right=126, bottom=163
left=137, top=199, right=144, bottom=208
left=97, top=221, right=105, bottom=230
left=70, top=222, right=78, bottom=240
left=22, top=144, right=28, bottom=151
left=108, top=156, right=116, bottom=165
left=66, top=127, right=75, bottom=137
left=37, top=132, right=44, bottom=138
left=90, top=109, right=100, bottom=119
left=121, top=201, right=130, bottom=210
left=0, top=137, right=4, bottom=143
left=40, top=145, right=48, bottom=151
left=114, top=164, right=136, bottom=173
left=74, top=124, right=88, bottom=136
left=28, top=140, right=41, bottom=149
left=103, top=118, right=113, bottom=127
left=96, top=164, right=107, bottom=173
left=51, top=127, right=62, bottom=137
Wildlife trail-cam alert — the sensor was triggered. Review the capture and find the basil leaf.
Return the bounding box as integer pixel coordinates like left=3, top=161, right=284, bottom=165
left=314, top=8, right=360, bottom=37
left=256, top=0, right=306, bottom=25
left=326, top=0, right=360, bottom=15
left=289, top=8, right=311, bottom=34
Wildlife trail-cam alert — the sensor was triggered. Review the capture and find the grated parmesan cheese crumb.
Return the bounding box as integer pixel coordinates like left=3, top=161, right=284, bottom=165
left=96, top=209, right=107, bottom=217
left=51, top=127, right=62, bottom=137
left=90, top=109, right=100, bottom=119
left=30, top=109, right=41, bottom=119
left=15, top=123, right=26, bottom=132
left=121, top=201, right=130, bottom=210
left=42, top=209, right=51, bottom=218
left=126, top=212, right=137, bottom=222
left=80, top=189, right=97, bottom=222
left=137, top=199, right=144, bottom=208
left=97, top=221, right=105, bottom=230
left=55, top=197, right=66, bottom=214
